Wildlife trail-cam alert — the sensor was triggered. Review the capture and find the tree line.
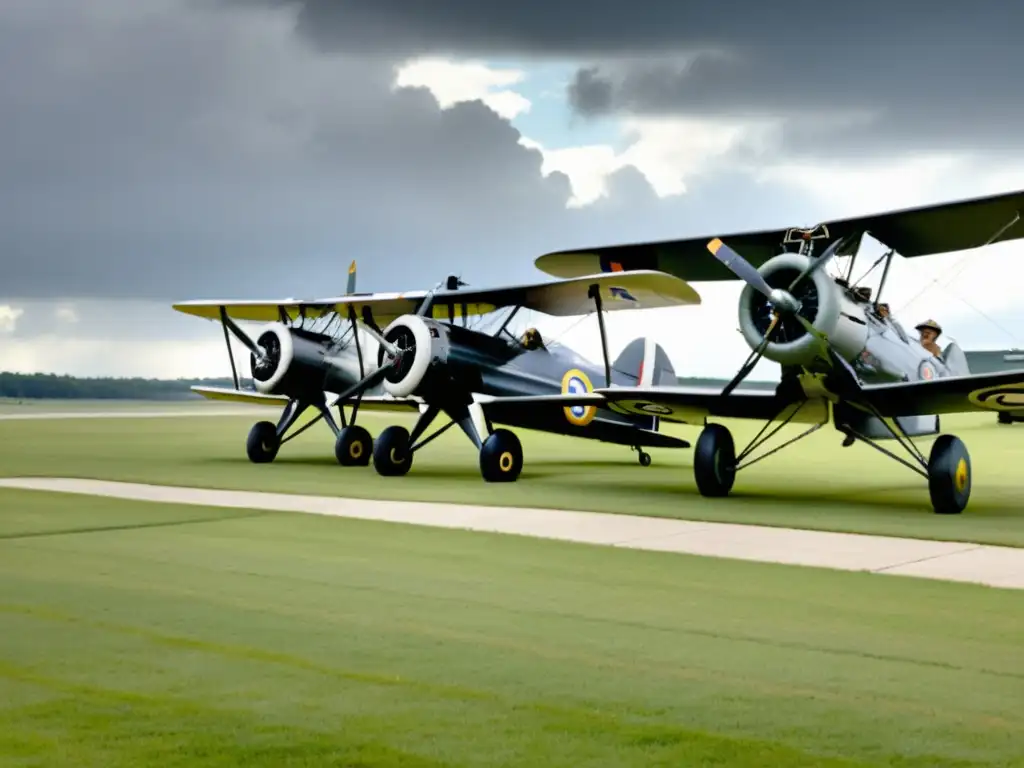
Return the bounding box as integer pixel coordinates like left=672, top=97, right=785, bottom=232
left=0, top=372, right=253, bottom=400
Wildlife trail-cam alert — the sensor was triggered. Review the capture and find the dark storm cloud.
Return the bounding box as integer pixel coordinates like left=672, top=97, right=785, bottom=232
left=2, top=0, right=838, bottom=305
left=238, top=1, right=1024, bottom=157
left=0, top=0, right=581, bottom=301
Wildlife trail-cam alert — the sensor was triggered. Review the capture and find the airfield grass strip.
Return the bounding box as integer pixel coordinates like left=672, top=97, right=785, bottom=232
left=2, top=409, right=1023, bottom=546
left=2, top=490, right=1023, bottom=766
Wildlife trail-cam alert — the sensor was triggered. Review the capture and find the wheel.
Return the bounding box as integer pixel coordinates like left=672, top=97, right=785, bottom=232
left=693, top=423, right=736, bottom=497
left=479, top=429, right=523, bottom=482
left=998, top=412, right=1013, bottom=425
left=373, top=425, right=413, bottom=477
left=638, top=450, right=652, bottom=467
left=246, top=421, right=280, bottom=464
left=927, top=434, right=971, bottom=515
left=335, top=425, right=373, bottom=466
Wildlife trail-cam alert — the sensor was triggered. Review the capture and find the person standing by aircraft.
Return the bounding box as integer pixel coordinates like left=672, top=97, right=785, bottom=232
left=916, top=319, right=944, bottom=358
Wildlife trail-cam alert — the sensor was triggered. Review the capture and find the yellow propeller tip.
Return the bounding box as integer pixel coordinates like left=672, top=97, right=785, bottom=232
left=707, top=238, right=723, bottom=254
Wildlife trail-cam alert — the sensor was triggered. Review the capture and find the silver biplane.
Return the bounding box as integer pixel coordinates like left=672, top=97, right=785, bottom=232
left=535, top=188, right=1024, bottom=514
left=172, top=262, right=700, bottom=481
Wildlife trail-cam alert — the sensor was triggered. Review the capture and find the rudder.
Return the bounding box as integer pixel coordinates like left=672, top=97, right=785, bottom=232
left=612, top=337, right=676, bottom=386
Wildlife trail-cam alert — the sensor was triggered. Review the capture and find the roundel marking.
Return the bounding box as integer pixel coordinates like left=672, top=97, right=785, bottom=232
left=919, top=360, right=936, bottom=381
left=561, top=369, right=597, bottom=426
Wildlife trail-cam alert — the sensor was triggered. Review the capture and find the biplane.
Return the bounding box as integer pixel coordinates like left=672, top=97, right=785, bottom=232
left=534, top=188, right=1024, bottom=514
left=172, top=262, right=701, bottom=481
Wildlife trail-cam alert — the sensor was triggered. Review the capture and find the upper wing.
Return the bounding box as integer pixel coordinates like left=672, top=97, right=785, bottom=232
left=172, top=270, right=700, bottom=325
left=858, top=370, right=1024, bottom=417
left=592, top=385, right=830, bottom=425
left=536, top=188, right=1024, bottom=282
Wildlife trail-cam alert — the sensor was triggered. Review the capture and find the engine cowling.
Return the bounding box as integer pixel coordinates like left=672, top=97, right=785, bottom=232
left=737, top=252, right=869, bottom=368
left=250, top=323, right=339, bottom=397
left=376, top=314, right=452, bottom=397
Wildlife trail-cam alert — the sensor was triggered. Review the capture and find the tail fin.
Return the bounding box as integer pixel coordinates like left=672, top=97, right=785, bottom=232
left=612, top=337, right=676, bottom=386
left=346, top=260, right=357, bottom=295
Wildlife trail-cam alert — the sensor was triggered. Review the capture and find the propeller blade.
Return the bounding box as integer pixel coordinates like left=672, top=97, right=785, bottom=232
left=707, top=238, right=775, bottom=299
left=721, top=313, right=779, bottom=397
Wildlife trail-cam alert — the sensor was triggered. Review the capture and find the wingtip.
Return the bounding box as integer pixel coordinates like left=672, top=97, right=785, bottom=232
left=707, top=238, right=723, bottom=254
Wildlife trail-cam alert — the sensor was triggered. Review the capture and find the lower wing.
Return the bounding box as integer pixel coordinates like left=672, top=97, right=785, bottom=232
left=592, top=385, right=830, bottom=425
left=858, top=370, right=1024, bottom=416
left=191, top=386, right=423, bottom=412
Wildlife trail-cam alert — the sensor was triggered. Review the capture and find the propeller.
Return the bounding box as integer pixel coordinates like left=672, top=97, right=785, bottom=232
left=707, top=234, right=855, bottom=396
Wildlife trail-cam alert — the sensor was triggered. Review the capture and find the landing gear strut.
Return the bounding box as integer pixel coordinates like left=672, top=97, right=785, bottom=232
left=372, top=402, right=524, bottom=482
left=243, top=394, right=373, bottom=467
left=691, top=399, right=972, bottom=514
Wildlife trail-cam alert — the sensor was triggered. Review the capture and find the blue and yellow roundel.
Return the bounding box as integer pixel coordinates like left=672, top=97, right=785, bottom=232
left=561, top=369, right=597, bottom=426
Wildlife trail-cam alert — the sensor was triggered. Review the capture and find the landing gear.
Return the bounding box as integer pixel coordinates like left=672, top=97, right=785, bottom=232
left=246, top=421, right=280, bottom=463
left=630, top=445, right=653, bottom=466
left=927, top=435, right=971, bottom=515
left=693, top=423, right=735, bottom=497
left=335, top=425, right=373, bottom=466
left=696, top=396, right=975, bottom=514
left=242, top=394, right=358, bottom=466
left=373, top=425, right=413, bottom=476
left=371, top=401, right=528, bottom=482
left=480, top=429, right=523, bottom=482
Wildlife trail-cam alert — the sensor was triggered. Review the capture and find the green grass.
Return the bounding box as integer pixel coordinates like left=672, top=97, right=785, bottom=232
left=2, top=488, right=1023, bottom=767
left=1, top=407, right=1023, bottom=546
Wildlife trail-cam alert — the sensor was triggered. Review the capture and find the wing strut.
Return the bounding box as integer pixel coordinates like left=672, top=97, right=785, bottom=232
left=218, top=306, right=240, bottom=390
left=588, top=283, right=612, bottom=387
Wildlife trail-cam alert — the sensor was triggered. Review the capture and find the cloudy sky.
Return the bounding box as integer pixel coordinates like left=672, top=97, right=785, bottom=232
left=3, top=0, right=1024, bottom=380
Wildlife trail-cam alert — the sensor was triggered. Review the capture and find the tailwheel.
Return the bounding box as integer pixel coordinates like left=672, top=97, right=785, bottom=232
left=693, top=423, right=736, bottom=497
left=480, top=428, right=523, bottom=482
left=246, top=421, right=280, bottom=464
left=335, top=425, right=373, bottom=467
left=637, top=450, right=652, bottom=467
left=373, top=425, right=413, bottom=477
left=927, top=434, right=971, bottom=515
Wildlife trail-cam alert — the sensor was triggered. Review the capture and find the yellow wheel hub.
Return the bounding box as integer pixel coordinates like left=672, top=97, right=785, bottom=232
left=955, top=457, right=968, bottom=492
left=350, top=440, right=363, bottom=459
left=499, top=451, right=514, bottom=472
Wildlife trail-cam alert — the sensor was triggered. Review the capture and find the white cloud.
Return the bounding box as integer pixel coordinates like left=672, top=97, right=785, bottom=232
left=394, top=57, right=532, bottom=120
left=0, top=305, right=25, bottom=333
left=55, top=305, right=79, bottom=324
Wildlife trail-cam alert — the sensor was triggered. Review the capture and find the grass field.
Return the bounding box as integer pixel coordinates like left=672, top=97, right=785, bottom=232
left=2, top=487, right=1023, bottom=767
left=1, top=403, right=1022, bottom=545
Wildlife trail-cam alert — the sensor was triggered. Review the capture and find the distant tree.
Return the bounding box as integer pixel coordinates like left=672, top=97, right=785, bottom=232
left=0, top=372, right=254, bottom=400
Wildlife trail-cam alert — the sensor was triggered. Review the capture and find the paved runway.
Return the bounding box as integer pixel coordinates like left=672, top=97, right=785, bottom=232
left=2, top=477, right=1021, bottom=591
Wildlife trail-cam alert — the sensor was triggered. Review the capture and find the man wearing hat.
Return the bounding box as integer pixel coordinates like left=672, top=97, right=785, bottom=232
left=915, top=319, right=944, bottom=358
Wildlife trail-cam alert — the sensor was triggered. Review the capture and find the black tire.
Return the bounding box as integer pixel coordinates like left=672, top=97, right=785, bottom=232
left=335, top=425, right=373, bottom=466
left=998, top=412, right=1013, bottom=425
left=246, top=421, right=280, bottom=464
left=373, top=425, right=413, bottom=477
left=480, top=429, right=523, bottom=482
left=638, top=451, right=652, bottom=467
left=693, top=423, right=736, bottom=497
left=927, top=434, right=971, bottom=515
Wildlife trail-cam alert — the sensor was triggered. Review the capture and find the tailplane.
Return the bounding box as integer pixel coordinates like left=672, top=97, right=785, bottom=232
left=612, top=337, right=676, bottom=386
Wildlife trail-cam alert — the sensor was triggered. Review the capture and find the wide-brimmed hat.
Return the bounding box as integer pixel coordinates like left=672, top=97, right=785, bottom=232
left=915, top=319, right=943, bottom=336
